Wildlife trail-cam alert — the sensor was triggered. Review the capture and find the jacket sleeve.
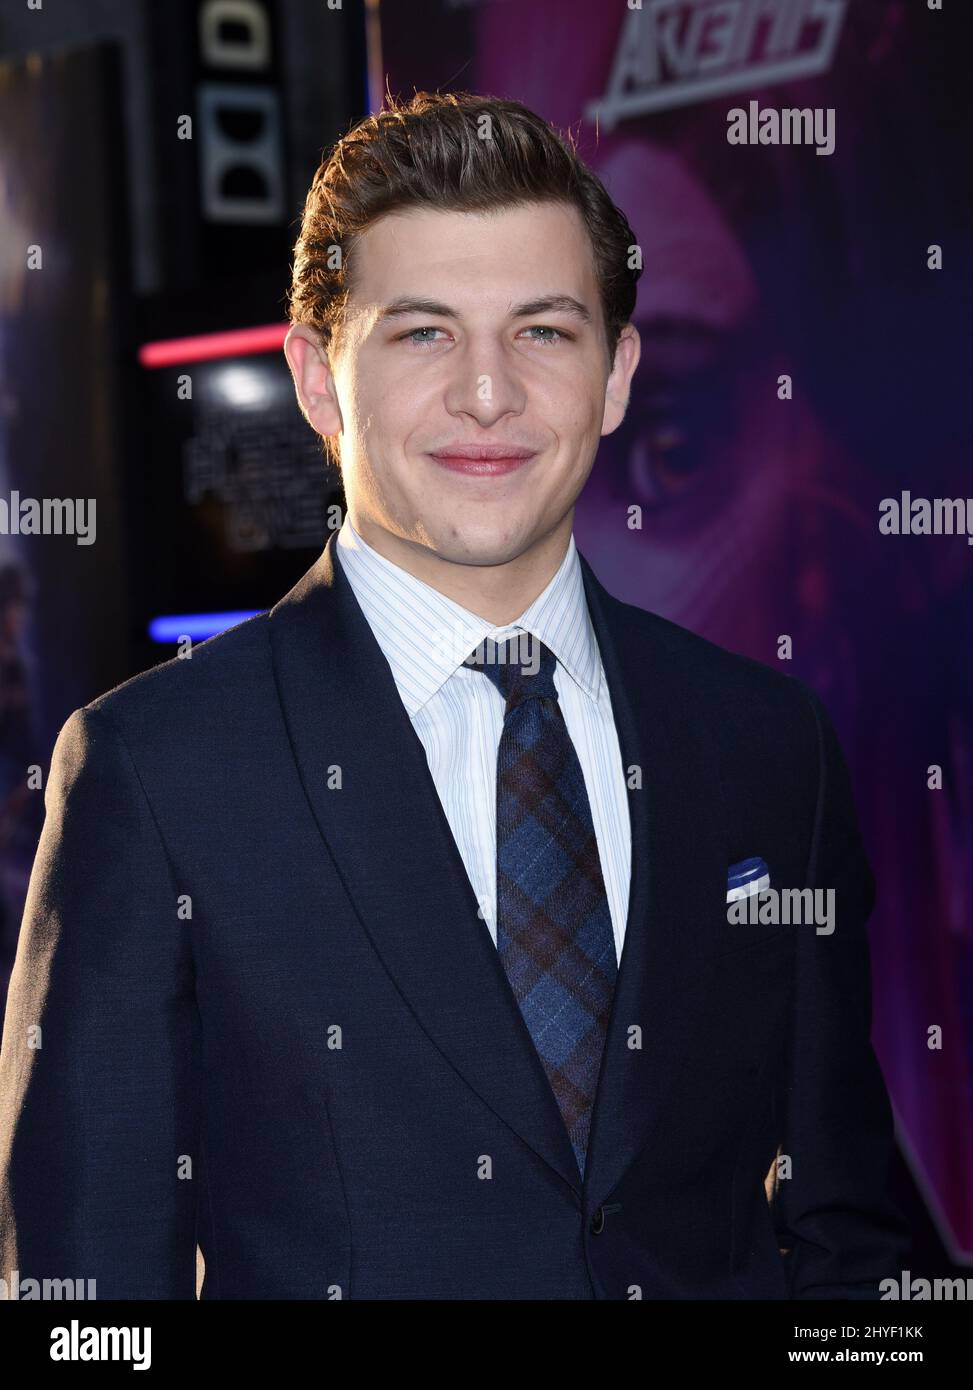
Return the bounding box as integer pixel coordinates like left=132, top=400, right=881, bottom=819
left=773, top=681, right=911, bottom=1299
left=0, top=705, right=200, bottom=1299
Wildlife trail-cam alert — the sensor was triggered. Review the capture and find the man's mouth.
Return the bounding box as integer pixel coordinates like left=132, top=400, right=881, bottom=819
left=427, top=444, right=538, bottom=477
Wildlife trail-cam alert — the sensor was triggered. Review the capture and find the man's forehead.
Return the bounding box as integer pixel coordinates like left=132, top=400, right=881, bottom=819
left=349, top=203, right=598, bottom=310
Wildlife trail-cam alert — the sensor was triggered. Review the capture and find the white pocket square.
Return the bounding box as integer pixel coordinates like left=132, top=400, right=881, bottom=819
left=726, top=856, right=770, bottom=903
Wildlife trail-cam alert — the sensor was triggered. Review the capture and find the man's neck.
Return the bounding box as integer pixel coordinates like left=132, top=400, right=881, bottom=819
left=347, top=514, right=574, bottom=625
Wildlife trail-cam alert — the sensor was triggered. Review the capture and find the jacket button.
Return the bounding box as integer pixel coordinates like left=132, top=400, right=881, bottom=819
left=589, top=1202, right=621, bottom=1235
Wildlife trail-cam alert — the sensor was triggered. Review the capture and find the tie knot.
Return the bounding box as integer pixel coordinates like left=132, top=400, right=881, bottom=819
left=464, top=633, right=558, bottom=712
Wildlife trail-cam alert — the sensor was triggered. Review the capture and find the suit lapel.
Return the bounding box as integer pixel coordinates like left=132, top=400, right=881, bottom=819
left=268, top=533, right=584, bottom=1196
left=577, top=552, right=730, bottom=1208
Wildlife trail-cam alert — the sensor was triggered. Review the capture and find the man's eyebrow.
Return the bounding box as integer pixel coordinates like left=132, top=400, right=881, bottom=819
left=375, top=294, right=594, bottom=325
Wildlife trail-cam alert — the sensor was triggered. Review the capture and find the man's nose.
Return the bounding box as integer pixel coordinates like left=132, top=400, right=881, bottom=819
left=442, top=338, right=527, bottom=424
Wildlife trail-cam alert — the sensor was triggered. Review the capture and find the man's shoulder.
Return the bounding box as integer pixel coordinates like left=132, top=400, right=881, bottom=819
left=604, top=588, right=820, bottom=731
left=606, top=594, right=831, bottom=825
left=81, top=610, right=274, bottom=742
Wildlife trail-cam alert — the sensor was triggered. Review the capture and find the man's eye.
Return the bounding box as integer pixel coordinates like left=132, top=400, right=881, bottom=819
left=401, top=327, right=447, bottom=348
left=522, top=326, right=566, bottom=345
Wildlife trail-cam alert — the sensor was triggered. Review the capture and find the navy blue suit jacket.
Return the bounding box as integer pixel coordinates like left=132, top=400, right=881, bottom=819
left=0, top=534, right=909, bottom=1299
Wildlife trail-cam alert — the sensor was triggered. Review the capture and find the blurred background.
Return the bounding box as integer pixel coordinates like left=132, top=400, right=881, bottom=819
left=0, top=0, right=969, bottom=1285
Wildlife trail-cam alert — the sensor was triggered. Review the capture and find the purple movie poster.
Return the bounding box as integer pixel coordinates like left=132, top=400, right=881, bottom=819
left=379, top=0, right=973, bottom=1259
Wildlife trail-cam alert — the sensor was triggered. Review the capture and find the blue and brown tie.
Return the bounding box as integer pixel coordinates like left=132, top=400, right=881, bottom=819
left=467, top=634, right=618, bottom=1179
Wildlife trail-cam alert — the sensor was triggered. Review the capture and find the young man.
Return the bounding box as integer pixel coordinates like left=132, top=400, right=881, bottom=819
left=0, top=92, right=908, bottom=1300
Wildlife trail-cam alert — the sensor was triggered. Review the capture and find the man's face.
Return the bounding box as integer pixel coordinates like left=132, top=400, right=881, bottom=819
left=291, top=201, right=639, bottom=569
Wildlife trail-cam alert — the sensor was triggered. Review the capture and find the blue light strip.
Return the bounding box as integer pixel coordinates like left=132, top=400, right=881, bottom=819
left=148, top=610, right=264, bottom=642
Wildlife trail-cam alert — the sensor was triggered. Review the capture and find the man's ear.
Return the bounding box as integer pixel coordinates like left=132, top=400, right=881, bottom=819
left=601, top=323, right=641, bottom=437
left=283, top=324, right=343, bottom=439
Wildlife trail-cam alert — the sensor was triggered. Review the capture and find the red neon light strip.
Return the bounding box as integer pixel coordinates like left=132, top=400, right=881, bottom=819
left=138, top=322, right=289, bottom=368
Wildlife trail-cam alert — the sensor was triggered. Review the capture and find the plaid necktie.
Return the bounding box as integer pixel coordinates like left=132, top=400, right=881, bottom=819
left=466, top=634, right=617, bottom=1179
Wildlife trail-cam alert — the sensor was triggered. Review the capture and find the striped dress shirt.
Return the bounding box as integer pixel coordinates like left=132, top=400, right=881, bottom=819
left=335, top=518, right=632, bottom=963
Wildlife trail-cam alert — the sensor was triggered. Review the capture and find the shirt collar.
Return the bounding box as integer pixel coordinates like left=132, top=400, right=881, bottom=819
left=334, top=517, right=602, bottom=716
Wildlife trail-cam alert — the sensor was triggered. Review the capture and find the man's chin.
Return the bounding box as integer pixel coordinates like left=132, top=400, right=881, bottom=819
left=422, top=529, right=537, bottom=570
